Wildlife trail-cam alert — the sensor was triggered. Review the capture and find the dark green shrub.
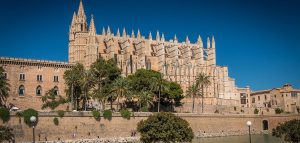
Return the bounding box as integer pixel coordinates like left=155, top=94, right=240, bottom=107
left=103, top=110, right=112, bottom=120
left=0, top=107, right=10, bottom=123
left=234, top=106, right=237, bottom=111
left=120, top=108, right=131, bottom=120
left=139, top=106, right=148, bottom=112
left=137, top=112, right=194, bottom=143
left=272, top=119, right=300, bottom=142
left=53, top=117, right=59, bottom=126
left=92, top=110, right=101, bottom=121
left=56, top=110, right=65, bottom=118
left=275, top=108, right=284, bottom=114
left=254, top=108, right=259, bottom=114
left=23, top=108, right=38, bottom=127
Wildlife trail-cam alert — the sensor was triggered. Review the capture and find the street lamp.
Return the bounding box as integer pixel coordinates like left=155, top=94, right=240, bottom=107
left=30, top=116, right=37, bottom=143
left=246, top=121, right=252, bottom=143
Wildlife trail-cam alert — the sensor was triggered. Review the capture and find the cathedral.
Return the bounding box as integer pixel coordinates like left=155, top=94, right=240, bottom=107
left=68, top=1, right=247, bottom=106
left=0, top=1, right=250, bottom=110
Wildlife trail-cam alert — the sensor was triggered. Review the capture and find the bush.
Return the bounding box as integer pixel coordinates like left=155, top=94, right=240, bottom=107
left=137, top=112, right=194, bottom=143
left=0, top=107, right=10, bottom=123
left=272, top=119, right=300, bottom=142
left=103, top=110, right=112, bottom=120
left=23, top=108, right=38, bottom=127
left=241, top=109, right=244, bottom=113
left=275, top=108, right=284, bottom=114
left=254, top=108, right=259, bottom=114
left=56, top=110, right=65, bottom=118
left=139, top=106, right=148, bottom=112
left=92, top=110, right=101, bottom=121
left=53, top=117, right=59, bottom=126
left=120, top=108, right=131, bottom=120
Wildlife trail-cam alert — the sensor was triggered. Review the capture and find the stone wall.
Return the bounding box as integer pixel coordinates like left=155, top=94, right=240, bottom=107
left=3, top=112, right=300, bottom=142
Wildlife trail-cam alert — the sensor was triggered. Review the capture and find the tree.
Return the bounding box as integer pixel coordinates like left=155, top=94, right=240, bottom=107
left=150, top=73, right=168, bottom=112
left=195, top=72, right=211, bottom=113
left=161, top=82, right=184, bottom=109
left=0, top=125, right=15, bottom=142
left=111, top=77, right=130, bottom=111
left=90, top=58, right=121, bottom=111
left=64, top=63, right=85, bottom=110
left=0, top=66, right=10, bottom=107
left=127, top=69, right=161, bottom=92
left=137, top=91, right=154, bottom=111
left=80, top=70, right=94, bottom=111
left=41, top=88, right=66, bottom=110
left=272, top=119, right=300, bottom=143
left=186, top=84, right=198, bottom=113
left=137, top=112, right=194, bottom=143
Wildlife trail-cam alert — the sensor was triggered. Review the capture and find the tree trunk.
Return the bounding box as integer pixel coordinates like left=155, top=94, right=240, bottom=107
left=201, top=85, right=204, bottom=113
left=158, top=86, right=161, bottom=112
left=192, top=94, right=195, bottom=113
left=71, top=84, right=74, bottom=110
left=110, top=95, right=113, bottom=111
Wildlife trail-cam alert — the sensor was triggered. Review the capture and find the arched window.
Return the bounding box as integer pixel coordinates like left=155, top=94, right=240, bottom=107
left=262, top=120, right=269, bottom=130
left=36, top=85, right=42, bottom=96
left=54, top=86, right=59, bottom=96
left=19, top=85, right=25, bottom=96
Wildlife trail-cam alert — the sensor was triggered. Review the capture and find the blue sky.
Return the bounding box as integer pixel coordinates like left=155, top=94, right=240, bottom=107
left=0, top=0, right=299, bottom=90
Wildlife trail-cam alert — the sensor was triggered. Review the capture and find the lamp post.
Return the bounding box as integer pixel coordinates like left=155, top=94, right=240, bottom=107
left=30, top=116, right=37, bottom=143
left=246, top=121, right=252, bottom=143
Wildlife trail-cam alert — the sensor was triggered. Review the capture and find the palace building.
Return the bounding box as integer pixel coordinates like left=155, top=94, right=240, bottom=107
left=0, top=1, right=249, bottom=110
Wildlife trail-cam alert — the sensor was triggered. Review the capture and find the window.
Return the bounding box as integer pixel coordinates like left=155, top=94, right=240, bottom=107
left=4, top=72, right=7, bottom=79
left=264, top=95, right=267, bottom=101
left=252, top=97, right=255, bottom=103
left=19, top=85, right=25, bottom=96
left=54, top=76, right=59, bottom=82
left=37, top=75, right=43, bottom=81
left=19, top=73, right=25, bottom=81
left=36, top=86, right=42, bottom=96
left=54, top=86, right=59, bottom=96
left=258, top=96, right=260, bottom=101
left=282, top=94, right=284, bottom=97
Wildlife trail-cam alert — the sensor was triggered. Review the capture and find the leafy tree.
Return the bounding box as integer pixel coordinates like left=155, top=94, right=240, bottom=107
left=272, top=119, right=300, bottom=143
left=90, top=58, right=121, bottom=111
left=137, top=112, right=194, bottom=143
left=0, top=125, right=15, bottom=142
left=41, top=88, right=67, bottom=110
left=195, top=72, right=211, bottom=113
left=0, top=66, right=10, bottom=107
left=64, top=63, right=85, bottom=110
left=80, top=70, right=94, bottom=111
left=0, top=107, right=10, bottom=123
left=111, top=77, right=130, bottom=111
left=186, top=84, right=199, bottom=113
left=23, top=108, right=38, bottom=127
left=137, top=91, right=154, bottom=111
left=127, top=69, right=161, bottom=92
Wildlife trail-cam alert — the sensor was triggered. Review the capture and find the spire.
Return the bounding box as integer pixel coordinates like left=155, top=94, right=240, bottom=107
left=207, top=37, right=211, bottom=48
left=107, top=26, right=111, bottom=35
left=161, top=33, right=165, bottom=42
left=149, top=32, right=152, bottom=40
left=131, top=29, right=135, bottom=38
left=88, top=15, right=96, bottom=36
left=197, top=35, right=203, bottom=47
left=212, top=36, right=215, bottom=48
left=71, top=11, right=77, bottom=26
left=174, top=34, right=178, bottom=42
left=137, top=29, right=141, bottom=38
left=116, top=28, right=120, bottom=37
left=156, top=31, right=160, bottom=41
left=77, top=0, right=86, bottom=21
left=122, top=28, right=127, bottom=38
left=185, top=35, right=190, bottom=43
left=102, top=27, right=106, bottom=35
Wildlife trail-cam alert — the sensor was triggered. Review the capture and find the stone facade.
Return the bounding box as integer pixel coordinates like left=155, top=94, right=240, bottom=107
left=0, top=57, right=72, bottom=110
left=4, top=112, right=300, bottom=142
left=68, top=1, right=245, bottom=106
left=250, top=84, right=300, bottom=113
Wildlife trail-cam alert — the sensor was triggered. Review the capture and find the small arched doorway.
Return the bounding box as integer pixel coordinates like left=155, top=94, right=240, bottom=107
left=262, top=120, right=269, bottom=130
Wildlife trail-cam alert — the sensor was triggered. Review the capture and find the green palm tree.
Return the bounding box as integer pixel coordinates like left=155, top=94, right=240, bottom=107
left=81, top=70, right=94, bottom=111
left=137, top=91, right=154, bottom=111
left=195, top=72, right=211, bottom=113
left=186, top=84, right=198, bottom=113
left=111, top=77, right=129, bottom=111
left=151, top=74, right=168, bottom=112
left=0, top=66, right=10, bottom=107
